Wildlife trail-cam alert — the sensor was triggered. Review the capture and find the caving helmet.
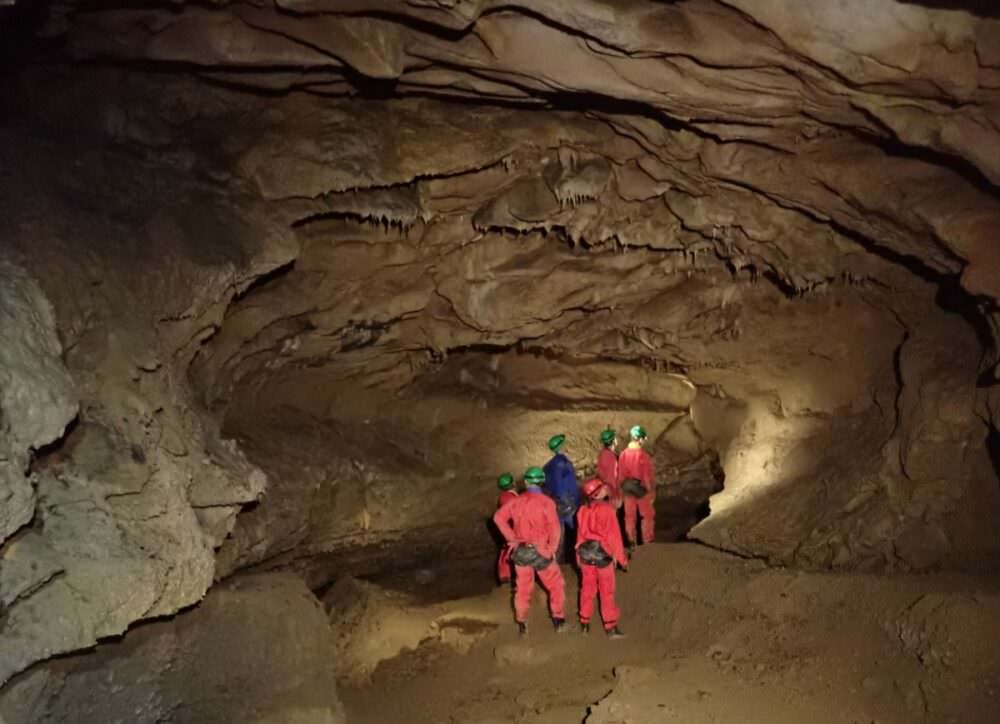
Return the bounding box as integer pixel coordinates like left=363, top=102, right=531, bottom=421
left=497, top=473, right=515, bottom=491
left=523, top=466, right=546, bottom=486
left=547, top=434, right=566, bottom=452
left=629, top=425, right=647, bottom=441
left=581, top=478, right=609, bottom=500
left=600, top=429, right=616, bottom=446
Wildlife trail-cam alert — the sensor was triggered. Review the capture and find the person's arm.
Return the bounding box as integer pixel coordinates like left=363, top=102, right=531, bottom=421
left=568, top=463, right=581, bottom=506
left=493, top=502, right=516, bottom=544
left=642, top=453, right=655, bottom=492
left=544, top=502, right=561, bottom=559
left=604, top=507, right=628, bottom=567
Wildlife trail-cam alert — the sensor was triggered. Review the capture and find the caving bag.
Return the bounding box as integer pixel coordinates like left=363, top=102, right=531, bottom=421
left=578, top=539, right=613, bottom=568
left=621, top=478, right=647, bottom=499
left=554, top=492, right=578, bottom=520
left=511, top=543, right=553, bottom=571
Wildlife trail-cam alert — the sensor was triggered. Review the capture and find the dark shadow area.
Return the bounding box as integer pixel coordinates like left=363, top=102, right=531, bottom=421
left=984, top=424, right=1000, bottom=489
left=659, top=451, right=725, bottom=542
left=850, top=128, right=1000, bottom=202
left=0, top=0, right=55, bottom=72
left=356, top=553, right=498, bottom=604
left=897, top=0, right=1000, bottom=18
left=228, top=258, right=296, bottom=306
left=26, top=413, right=80, bottom=473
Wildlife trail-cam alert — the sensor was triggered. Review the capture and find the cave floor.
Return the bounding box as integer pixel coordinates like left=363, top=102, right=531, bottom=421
left=339, top=544, right=1000, bottom=724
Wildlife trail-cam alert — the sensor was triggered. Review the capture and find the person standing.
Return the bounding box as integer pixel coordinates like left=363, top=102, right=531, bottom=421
left=596, top=429, right=621, bottom=508
left=493, top=467, right=568, bottom=636
left=576, top=478, right=627, bottom=638
left=542, top=434, right=581, bottom=562
left=618, top=425, right=656, bottom=551
left=495, top=472, right=518, bottom=584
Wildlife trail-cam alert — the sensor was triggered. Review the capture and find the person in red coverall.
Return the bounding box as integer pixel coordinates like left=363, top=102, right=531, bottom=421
left=493, top=467, right=568, bottom=636
left=618, top=425, right=656, bottom=550
left=596, top=429, right=621, bottom=508
left=495, top=472, right=518, bottom=584
left=576, top=478, right=627, bottom=638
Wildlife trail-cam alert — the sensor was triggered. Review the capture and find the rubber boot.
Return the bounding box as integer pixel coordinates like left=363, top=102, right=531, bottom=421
left=518, top=622, right=528, bottom=637
left=580, top=622, right=590, bottom=635
left=607, top=626, right=625, bottom=640
left=553, top=618, right=568, bottom=633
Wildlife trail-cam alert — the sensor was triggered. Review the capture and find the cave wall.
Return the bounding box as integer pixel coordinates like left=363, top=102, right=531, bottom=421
left=1, top=0, right=1000, bottom=700
left=0, top=573, right=344, bottom=724
left=0, top=114, right=295, bottom=686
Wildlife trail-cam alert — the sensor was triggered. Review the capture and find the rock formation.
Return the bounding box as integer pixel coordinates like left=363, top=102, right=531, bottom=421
left=1, top=0, right=999, bottom=718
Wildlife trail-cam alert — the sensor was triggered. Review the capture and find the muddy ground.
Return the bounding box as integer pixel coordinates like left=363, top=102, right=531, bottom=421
left=338, top=544, right=1000, bottom=724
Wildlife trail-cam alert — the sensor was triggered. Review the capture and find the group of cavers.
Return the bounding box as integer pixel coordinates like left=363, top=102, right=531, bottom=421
left=492, top=425, right=656, bottom=640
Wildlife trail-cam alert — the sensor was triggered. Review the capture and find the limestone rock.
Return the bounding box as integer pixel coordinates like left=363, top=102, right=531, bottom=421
left=0, top=573, right=344, bottom=724
left=0, top=261, right=77, bottom=543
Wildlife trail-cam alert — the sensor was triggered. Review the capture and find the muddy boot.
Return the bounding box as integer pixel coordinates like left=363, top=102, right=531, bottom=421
left=607, top=626, right=625, bottom=640
left=580, top=623, right=590, bottom=635
left=517, top=622, right=528, bottom=637
left=552, top=618, right=568, bottom=633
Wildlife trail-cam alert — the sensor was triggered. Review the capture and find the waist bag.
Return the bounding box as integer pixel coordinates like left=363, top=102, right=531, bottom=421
left=555, top=492, right=578, bottom=520
left=578, top=539, right=613, bottom=568
left=621, top=478, right=647, bottom=498
left=511, top=543, right=552, bottom=571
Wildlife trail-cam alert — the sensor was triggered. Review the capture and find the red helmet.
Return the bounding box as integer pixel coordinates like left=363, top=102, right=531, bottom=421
left=582, top=478, right=608, bottom=500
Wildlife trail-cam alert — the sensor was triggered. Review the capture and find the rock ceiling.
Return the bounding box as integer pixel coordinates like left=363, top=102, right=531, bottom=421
left=2, top=0, right=1000, bottom=693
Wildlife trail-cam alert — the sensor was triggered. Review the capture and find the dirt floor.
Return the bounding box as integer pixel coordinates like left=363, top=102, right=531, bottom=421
left=338, top=543, right=1000, bottom=724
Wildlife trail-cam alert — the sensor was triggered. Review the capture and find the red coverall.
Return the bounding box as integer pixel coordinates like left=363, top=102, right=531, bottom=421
left=618, top=445, right=655, bottom=545
left=576, top=500, right=627, bottom=630
left=493, top=490, right=566, bottom=623
left=596, top=447, right=621, bottom=507
left=496, top=490, right=519, bottom=582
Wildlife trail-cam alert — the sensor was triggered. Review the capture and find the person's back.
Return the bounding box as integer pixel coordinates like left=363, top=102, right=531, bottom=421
left=543, top=452, right=581, bottom=523
left=596, top=430, right=621, bottom=506
left=502, top=491, right=560, bottom=553
left=618, top=426, right=656, bottom=548
left=493, top=467, right=567, bottom=635
left=543, top=453, right=577, bottom=495
left=618, top=445, right=653, bottom=488
left=575, top=479, right=627, bottom=639
left=577, top=499, right=626, bottom=566
left=494, top=472, right=519, bottom=584
left=596, top=447, right=618, bottom=485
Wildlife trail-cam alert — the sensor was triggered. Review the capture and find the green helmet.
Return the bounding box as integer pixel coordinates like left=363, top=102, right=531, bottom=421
left=524, top=466, right=546, bottom=485
left=547, top=434, right=566, bottom=452
left=630, top=425, right=647, bottom=440
left=600, top=429, right=616, bottom=446
left=497, top=472, right=515, bottom=490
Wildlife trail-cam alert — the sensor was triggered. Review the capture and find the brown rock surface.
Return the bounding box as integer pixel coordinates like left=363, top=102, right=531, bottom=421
left=0, top=0, right=999, bottom=709
left=0, top=573, right=344, bottom=724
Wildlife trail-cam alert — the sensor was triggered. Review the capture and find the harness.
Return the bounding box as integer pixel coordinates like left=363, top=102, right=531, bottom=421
left=578, top=539, right=613, bottom=568
left=510, top=543, right=553, bottom=571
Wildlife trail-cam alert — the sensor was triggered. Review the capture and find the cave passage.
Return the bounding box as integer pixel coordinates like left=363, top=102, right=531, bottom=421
left=2, top=1, right=1000, bottom=723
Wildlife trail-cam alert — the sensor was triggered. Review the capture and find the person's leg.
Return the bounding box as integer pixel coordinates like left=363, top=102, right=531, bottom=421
left=639, top=496, right=655, bottom=544
left=537, top=563, right=566, bottom=620
left=554, top=521, right=566, bottom=564
left=514, top=565, right=535, bottom=623
left=624, top=497, right=638, bottom=546
left=579, top=564, right=597, bottom=626
left=497, top=547, right=512, bottom=583
left=596, top=565, right=619, bottom=630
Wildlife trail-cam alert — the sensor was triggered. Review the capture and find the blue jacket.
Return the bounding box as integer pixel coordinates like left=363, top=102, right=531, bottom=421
left=543, top=453, right=581, bottom=528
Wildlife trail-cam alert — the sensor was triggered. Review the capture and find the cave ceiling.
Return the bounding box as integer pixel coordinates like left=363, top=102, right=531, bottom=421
left=2, top=0, right=1000, bottom=688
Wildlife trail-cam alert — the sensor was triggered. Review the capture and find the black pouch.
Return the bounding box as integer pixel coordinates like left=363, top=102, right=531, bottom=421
left=555, top=492, right=578, bottom=520
left=511, top=543, right=553, bottom=571
left=621, top=478, right=646, bottom=498
left=578, top=539, right=613, bottom=568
